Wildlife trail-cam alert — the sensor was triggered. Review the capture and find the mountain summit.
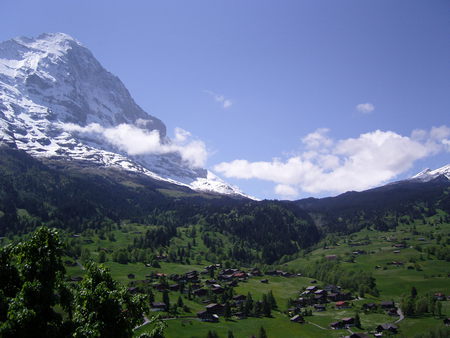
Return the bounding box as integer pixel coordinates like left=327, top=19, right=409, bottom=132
left=410, top=164, right=450, bottom=182
left=0, top=33, right=247, bottom=197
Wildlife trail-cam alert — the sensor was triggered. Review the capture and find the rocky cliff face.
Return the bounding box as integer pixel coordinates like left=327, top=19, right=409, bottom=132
left=0, top=33, right=248, bottom=197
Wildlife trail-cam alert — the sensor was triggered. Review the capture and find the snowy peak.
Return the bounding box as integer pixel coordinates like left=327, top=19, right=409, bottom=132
left=0, top=32, right=166, bottom=134
left=0, top=33, right=249, bottom=199
left=410, top=164, right=450, bottom=182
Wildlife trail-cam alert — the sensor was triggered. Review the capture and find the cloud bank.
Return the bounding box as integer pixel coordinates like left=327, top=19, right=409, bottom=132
left=214, top=126, right=450, bottom=198
left=60, top=123, right=208, bottom=168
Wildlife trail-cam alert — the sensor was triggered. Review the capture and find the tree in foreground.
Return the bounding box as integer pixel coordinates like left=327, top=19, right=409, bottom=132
left=0, top=226, right=150, bottom=338
left=0, top=227, right=66, bottom=338
left=72, top=262, right=147, bottom=337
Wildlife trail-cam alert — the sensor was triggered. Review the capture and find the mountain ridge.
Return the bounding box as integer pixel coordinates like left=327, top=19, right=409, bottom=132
left=0, top=32, right=249, bottom=198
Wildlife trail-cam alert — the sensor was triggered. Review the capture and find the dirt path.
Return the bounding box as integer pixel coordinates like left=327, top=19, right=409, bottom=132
left=395, top=306, right=405, bottom=323
left=305, top=320, right=328, bottom=330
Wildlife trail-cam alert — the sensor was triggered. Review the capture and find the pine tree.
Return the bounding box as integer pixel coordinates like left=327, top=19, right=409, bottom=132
left=267, top=290, right=277, bottom=309
left=177, top=295, right=184, bottom=308
left=224, top=301, right=232, bottom=319
left=354, top=312, right=361, bottom=328
left=258, top=326, right=268, bottom=338
left=162, top=290, right=170, bottom=311
left=411, top=286, right=418, bottom=299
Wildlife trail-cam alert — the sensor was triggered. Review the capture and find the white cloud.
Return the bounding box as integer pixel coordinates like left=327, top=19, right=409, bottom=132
left=274, top=184, right=298, bottom=198
left=60, top=123, right=208, bottom=168
left=302, top=128, right=333, bottom=149
left=356, top=102, right=375, bottom=114
left=214, top=126, right=450, bottom=198
left=204, top=90, right=233, bottom=109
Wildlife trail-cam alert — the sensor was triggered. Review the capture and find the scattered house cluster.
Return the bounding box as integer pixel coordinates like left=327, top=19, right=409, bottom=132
left=290, top=284, right=353, bottom=315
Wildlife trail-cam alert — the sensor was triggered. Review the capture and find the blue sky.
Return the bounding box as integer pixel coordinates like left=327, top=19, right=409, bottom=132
left=2, top=1, right=450, bottom=199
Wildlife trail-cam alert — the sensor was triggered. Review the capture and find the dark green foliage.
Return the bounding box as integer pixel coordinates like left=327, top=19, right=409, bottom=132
left=302, top=259, right=378, bottom=295
left=162, top=290, right=170, bottom=311
left=413, top=325, right=450, bottom=338
left=72, top=263, right=147, bottom=338
left=258, top=326, right=268, bottom=338
left=206, top=330, right=219, bottom=338
left=0, top=226, right=148, bottom=338
left=0, top=227, right=65, bottom=338
left=0, top=148, right=320, bottom=264
left=354, top=312, right=361, bottom=328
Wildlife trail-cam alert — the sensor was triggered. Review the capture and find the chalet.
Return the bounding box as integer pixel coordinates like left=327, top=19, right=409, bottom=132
left=260, top=279, right=269, bottom=284
left=346, top=333, right=370, bottom=338
left=205, top=303, right=225, bottom=315
left=393, top=250, right=401, bottom=254
left=387, top=308, right=399, bottom=316
left=290, top=314, right=304, bottom=323
left=212, top=286, right=224, bottom=294
left=327, top=293, right=339, bottom=302
left=250, top=268, right=263, bottom=276
left=221, top=268, right=238, bottom=275
left=197, top=310, right=219, bottom=322
left=169, top=284, right=180, bottom=291
left=233, top=294, right=247, bottom=302
left=232, top=271, right=247, bottom=279
left=335, top=301, right=350, bottom=309
left=376, top=323, right=398, bottom=334
left=155, top=272, right=167, bottom=278
left=292, top=298, right=308, bottom=307
left=206, top=279, right=219, bottom=285
left=342, top=317, right=355, bottom=327
left=151, top=302, right=166, bottom=311
left=443, top=318, right=450, bottom=326
left=306, top=286, right=318, bottom=292
left=326, top=254, right=337, bottom=260
left=227, top=280, right=239, bottom=287
left=314, top=304, right=326, bottom=312
left=152, top=283, right=166, bottom=291
left=310, top=280, right=317, bottom=284
left=314, top=289, right=327, bottom=295
left=381, top=301, right=395, bottom=309
left=193, top=288, right=207, bottom=297
left=324, top=285, right=340, bottom=293
left=330, top=321, right=343, bottom=329
left=435, top=292, right=446, bottom=301
left=393, top=243, right=406, bottom=248
left=314, top=294, right=328, bottom=304
left=362, top=303, right=377, bottom=311
left=127, top=273, right=135, bottom=279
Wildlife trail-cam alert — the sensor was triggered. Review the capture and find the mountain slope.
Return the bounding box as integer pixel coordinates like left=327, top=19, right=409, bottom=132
left=295, top=168, right=450, bottom=233
left=0, top=32, right=247, bottom=197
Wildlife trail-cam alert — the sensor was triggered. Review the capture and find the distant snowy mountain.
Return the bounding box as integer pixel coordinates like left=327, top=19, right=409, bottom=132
left=410, top=164, right=450, bottom=182
left=0, top=33, right=249, bottom=198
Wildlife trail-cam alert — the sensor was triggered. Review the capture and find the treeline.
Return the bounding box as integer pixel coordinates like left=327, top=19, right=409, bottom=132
left=0, top=148, right=322, bottom=264
left=204, top=203, right=320, bottom=264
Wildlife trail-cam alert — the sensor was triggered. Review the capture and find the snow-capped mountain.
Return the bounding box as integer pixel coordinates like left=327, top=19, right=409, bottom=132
left=0, top=32, right=248, bottom=197
left=410, top=164, right=450, bottom=182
